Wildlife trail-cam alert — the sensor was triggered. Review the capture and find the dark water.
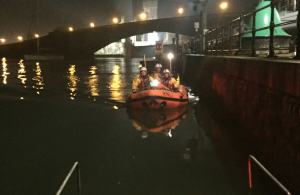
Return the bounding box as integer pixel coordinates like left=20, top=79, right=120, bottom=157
left=0, top=58, right=282, bottom=195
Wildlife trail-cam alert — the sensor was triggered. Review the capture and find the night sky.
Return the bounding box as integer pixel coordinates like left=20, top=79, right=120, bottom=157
left=0, top=0, right=259, bottom=43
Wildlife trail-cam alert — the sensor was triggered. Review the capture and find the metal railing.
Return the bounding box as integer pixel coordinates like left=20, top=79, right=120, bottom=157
left=248, top=155, right=291, bottom=195
left=56, top=162, right=81, bottom=195
left=186, top=0, right=298, bottom=58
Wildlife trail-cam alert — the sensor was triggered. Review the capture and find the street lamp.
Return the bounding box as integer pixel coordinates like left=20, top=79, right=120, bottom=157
left=35, top=34, right=39, bottom=38
left=140, top=12, right=147, bottom=20
left=69, top=27, right=73, bottom=31
left=178, top=7, right=184, bottom=14
left=167, top=53, right=174, bottom=73
left=112, top=18, right=119, bottom=24
left=90, top=22, right=95, bottom=27
left=0, top=38, right=5, bottom=43
left=220, top=2, right=228, bottom=9
left=18, top=36, right=23, bottom=41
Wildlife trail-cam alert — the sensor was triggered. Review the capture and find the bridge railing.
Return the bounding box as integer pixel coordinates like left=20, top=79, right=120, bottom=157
left=185, top=0, right=298, bottom=58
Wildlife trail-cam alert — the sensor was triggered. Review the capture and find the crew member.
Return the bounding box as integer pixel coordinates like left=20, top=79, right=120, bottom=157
left=132, top=67, right=153, bottom=92
left=161, top=69, right=179, bottom=90
left=150, top=64, right=162, bottom=81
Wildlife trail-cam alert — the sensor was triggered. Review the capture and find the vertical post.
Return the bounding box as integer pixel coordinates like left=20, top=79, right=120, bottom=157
left=77, top=164, right=82, bottom=195
left=36, top=0, right=40, bottom=55
left=176, top=33, right=179, bottom=57
left=248, top=158, right=252, bottom=189
left=268, top=0, right=276, bottom=57
left=295, top=0, right=300, bottom=59
left=222, top=25, right=224, bottom=55
left=210, top=32, right=213, bottom=55
left=238, top=14, right=243, bottom=54
left=251, top=11, right=257, bottom=57
left=229, top=22, right=232, bottom=55
left=205, top=34, right=208, bottom=54
left=216, top=27, right=218, bottom=55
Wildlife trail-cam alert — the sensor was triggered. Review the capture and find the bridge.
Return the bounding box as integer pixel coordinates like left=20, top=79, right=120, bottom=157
left=0, top=16, right=197, bottom=59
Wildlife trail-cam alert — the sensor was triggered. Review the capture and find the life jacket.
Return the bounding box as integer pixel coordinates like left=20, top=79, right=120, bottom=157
left=161, top=76, right=173, bottom=90
left=138, top=75, right=150, bottom=89
left=152, top=71, right=162, bottom=79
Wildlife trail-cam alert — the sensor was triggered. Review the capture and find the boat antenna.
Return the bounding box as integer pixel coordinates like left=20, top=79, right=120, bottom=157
left=36, top=0, right=40, bottom=55
left=143, top=54, right=147, bottom=69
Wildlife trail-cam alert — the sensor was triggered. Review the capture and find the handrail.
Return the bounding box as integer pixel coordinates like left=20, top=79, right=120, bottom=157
left=248, top=155, right=291, bottom=195
left=56, top=162, right=81, bottom=195
left=185, top=0, right=298, bottom=57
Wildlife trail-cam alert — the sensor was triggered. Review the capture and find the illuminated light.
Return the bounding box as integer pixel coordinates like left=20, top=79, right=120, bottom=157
left=20, top=97, right=24, bottom=100
left=113, top=18, right=119, bottom=24
left=150, top=79, right=159, bottom=87
left=90, top=22, right=95, bottom=27
left=178, top=7, right=184, bottom=14
left=35, top=34, right=39, bottom=38
left=32, top=86, right=35, bottom=88
left=220, top=2, right=228, bottom=9
left=114, top=106, right=119, bottom=109
left=18, top=36, right=23, bottom=41
left=70, top=97, right=75, bottom=100
left=0, top=38, right=5, bottom=43
left=69, top=27, right=73, bottom=32
left=167, top=53, right=174, bottom=60
left=138, top=64, right=142, bottom=68
left=37, top=91, right=40, bottom=94
left=94, top=99, right=96, bottom=101
left=140, top=13, right=147, bottom=20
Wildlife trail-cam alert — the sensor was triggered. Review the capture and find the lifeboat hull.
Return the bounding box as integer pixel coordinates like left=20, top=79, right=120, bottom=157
left=126, top=85, right=188, bottom=109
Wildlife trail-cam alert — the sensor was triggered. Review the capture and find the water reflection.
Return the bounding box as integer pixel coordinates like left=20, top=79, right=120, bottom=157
left=127, top=106, right=188, bottom=138
left=18, top=59, right=26, bottom=85
left=110, top=65, right=126, bottom=102
left=2, top=57, right=9, bottom=84
left=32, top=62, right=44, bottom=94
left=67, top=65, right=79, bottom=100
left=86, top=66, right=99, bottom=98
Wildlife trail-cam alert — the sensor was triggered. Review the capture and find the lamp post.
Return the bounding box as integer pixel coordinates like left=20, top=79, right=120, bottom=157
left=167, top=53, right=174, bottom=73
left=0, top=38, right=5, bottom=43
left=18, top=36, right=23, bottom=41
left=90, top=23, right=95, bottom=27
left=69, top=27, right=73, bottom=32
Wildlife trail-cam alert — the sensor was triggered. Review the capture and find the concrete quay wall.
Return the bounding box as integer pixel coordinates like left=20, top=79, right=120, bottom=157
left=183, top=55, right=300, bottom=193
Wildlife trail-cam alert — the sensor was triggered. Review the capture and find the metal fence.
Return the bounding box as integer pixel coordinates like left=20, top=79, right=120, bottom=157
left=185, top=0, right=298, bottom=58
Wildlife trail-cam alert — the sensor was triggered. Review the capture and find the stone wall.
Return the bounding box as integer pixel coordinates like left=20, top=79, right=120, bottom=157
left=183, top=55, right=300, bottom=193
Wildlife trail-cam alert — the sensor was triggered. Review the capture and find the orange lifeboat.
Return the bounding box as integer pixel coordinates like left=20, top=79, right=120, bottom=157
left=126, top=83, right=188, bottom=109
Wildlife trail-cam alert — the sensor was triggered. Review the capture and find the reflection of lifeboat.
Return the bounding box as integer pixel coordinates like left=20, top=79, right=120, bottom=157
left=126, top=83, right=188, bottom=109
left=127, top=106, right=188, bottom=133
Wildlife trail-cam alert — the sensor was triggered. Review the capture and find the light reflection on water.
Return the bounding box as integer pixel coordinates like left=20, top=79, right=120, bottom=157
left=17, top=59, right=26, bottom=85
left=32, top=62, right=44, bottom=95
left=86, top=66, right=99, bottom=98
left=2, top=58, right=9, bottom=85
left=110, top=65, right=126, bottom=102
left=0, top=58, right=140, bottom=102
left=67, top=65, right=79, bottom=100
